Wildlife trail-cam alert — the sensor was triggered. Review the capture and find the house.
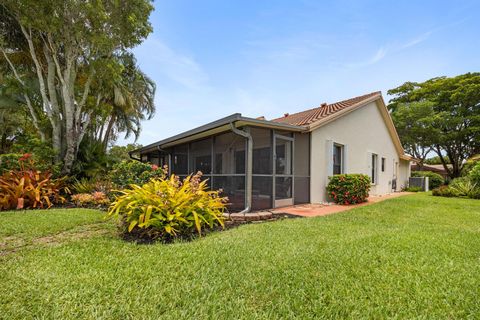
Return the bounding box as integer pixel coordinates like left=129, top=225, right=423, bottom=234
left=133, top=91, right=412, bottom=212
left=411, top=163, right=450, bottom=179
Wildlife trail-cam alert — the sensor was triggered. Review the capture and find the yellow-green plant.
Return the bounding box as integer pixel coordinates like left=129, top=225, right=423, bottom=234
left=107, top=172, right=227, bottom=241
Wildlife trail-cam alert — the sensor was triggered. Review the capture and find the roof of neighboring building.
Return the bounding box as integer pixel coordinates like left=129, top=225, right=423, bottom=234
left=271, top=91, right=382, bottom=126
left=412, top=164, right=451, bottom=173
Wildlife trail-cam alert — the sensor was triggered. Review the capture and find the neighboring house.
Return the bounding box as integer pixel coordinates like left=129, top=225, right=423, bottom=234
left=134, top=91, right=412, bottom=212
left=411, top=163, right=450, bottom=179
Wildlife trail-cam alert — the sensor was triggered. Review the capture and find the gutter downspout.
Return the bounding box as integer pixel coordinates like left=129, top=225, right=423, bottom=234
left=230, top=122, right=252, bottom=213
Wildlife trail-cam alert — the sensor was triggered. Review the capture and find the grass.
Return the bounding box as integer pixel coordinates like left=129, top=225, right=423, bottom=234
left=0, top=208, right=107, bottom=251
left=0, top=193, right=479, bottom=319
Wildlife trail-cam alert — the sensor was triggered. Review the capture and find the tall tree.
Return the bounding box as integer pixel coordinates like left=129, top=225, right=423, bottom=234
left=388, top=73, right=480, bottom=178
left=90, top=53, right=155, bottom=150
left=389, top=101, right=441, bottom=168
left=0, top=0, right=153, bottom=174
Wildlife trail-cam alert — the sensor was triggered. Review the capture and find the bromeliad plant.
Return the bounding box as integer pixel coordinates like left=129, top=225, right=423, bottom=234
left=71, top=191, right=110, bottom=207
left=0, top=154, right=67, bottom=210
left=327, top=174, right=371, bottom=205
left=107, top=172, right=227, bottom=242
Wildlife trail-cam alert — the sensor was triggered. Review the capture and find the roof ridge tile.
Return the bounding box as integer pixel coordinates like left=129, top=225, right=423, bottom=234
left=270, top=91, right=381, bottom=126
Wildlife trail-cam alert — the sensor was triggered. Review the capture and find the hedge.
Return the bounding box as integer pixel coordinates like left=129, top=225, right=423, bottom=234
left=326, top=174, right=371, bottom=205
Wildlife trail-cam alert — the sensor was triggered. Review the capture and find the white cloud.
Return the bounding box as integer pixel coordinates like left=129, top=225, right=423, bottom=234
left=369, top=46, right=388, bottom=64
left=401, top=31, right=432, bottom=49
left=345, top=46, right=388, bottom=68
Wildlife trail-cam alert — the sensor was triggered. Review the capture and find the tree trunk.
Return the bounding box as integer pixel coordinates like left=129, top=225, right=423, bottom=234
left=435, top=145, right=454, bottom=178
left=102, top=114, right=116, bottom=151
left=0, top=132, right=7, bottom=154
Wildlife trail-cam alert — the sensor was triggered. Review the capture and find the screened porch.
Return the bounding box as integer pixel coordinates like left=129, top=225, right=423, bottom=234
left=140, top=125, right=310, bottom=212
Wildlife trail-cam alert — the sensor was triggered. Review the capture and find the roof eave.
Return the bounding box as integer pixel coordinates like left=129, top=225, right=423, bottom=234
left=134, top=113, right=306, bottom=153
left=305, top=93, right=407, bottom=159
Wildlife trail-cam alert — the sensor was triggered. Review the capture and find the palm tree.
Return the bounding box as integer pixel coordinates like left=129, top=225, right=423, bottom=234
left=91, top=53, right=155, bottom=151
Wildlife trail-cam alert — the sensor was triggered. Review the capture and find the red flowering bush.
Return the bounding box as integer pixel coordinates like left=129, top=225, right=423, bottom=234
left=326, top=174, right=371, bottom=205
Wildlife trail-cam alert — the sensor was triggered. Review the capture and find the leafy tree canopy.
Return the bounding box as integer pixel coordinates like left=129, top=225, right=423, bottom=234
left=0, top=0, right=154, bottom=174
left=388, top=72, right=480, bottom=178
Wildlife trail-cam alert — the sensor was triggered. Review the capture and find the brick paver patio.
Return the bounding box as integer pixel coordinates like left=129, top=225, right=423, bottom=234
left=268, top=192, right=413, bottom=217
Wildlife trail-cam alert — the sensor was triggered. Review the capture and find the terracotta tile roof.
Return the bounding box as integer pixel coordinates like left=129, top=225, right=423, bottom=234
left=271, top=91, right=382, bottom=126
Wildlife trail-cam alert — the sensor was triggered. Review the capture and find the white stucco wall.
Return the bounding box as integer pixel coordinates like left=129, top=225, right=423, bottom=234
left=310, top=101, right=408, bottom=203
left=398, top=159, right=411, bottom=190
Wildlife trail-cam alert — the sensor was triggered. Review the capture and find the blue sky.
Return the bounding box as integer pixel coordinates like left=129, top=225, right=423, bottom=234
left=124, top=0, right=480, bottom=146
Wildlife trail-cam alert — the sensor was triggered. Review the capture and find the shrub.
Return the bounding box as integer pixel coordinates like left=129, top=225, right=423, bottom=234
left=0, top=153, right=23, bottom=174
left=70, top=178, right=113, bottom=195
left=469, top=161, right=480, bottom=186
left=71, top=193, right=94, bottom=205
left=449, top=177, right=477, bottom=197
left=0, top=154, right=67, bottom=210
left=411, top=171, right=445, bottom=189
left=71, top=178, right=97, bottom=194
left=327, top=174, right=371, bottom=205
left=404, top=186, right=424, bottom=192
left=9, top=134, right=61, bottom=175
left=109, top=160, right=167, bottom=189
left=467, top=189, right=480, bottom=199
left=71, top=191, right=109, bottom=207
left=432, top=186, right=460, bottom=198
left=107, top=172, right=227, bottom=242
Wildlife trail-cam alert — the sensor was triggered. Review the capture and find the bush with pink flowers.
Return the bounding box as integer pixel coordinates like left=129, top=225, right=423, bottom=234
left=326, top=174, right=371, bottom=205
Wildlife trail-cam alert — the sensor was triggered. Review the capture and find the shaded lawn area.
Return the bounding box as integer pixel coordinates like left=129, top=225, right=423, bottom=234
left=0, top=208, right=108, bottom=251
left=0, top=194, right=479, bottom=319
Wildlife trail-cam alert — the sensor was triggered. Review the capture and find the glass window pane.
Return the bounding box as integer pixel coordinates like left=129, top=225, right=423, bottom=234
left=275, top=177, right=292, bottom=199
left=212, top=176, right=245, bottom=212
left=333, top=144, right=343, bottom=175
left=251, top=127, right=272, bottom=174
left=252, top=176, right=272, bottom=210
left=190, top=139, right=212, bottom=174
left=213, top=132, right=245, bottom=174
left=172, top=144, right=188, bottom=175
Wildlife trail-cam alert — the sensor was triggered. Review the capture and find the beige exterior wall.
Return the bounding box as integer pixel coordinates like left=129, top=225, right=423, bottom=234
left=398, top=159, right=411, bottom=190
left=310, top=100, right=409, bottom=203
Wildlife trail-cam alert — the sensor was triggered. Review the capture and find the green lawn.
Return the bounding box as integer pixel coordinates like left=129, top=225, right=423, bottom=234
left=1, top=194, right=479, bottom=319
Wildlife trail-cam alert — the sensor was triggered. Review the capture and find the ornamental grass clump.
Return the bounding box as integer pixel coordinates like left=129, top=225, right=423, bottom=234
left=107, top=172, right=227, bottom=242
left=327, top=174, right=371, bottom=205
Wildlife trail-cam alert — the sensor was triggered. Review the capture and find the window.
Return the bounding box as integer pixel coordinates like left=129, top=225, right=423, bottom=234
left=381, top=157, right=386, bottom=172
left=371, top=153, right=378, bottom=184
left=213, top=132, right=245, bottom=174
left=251, top=127, right=272, bottom=174
left=172, top=145, right=188, bottom=174
left=190, top=139, right=212, bottom=174
left=333, top=144, right=343, bottom=175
